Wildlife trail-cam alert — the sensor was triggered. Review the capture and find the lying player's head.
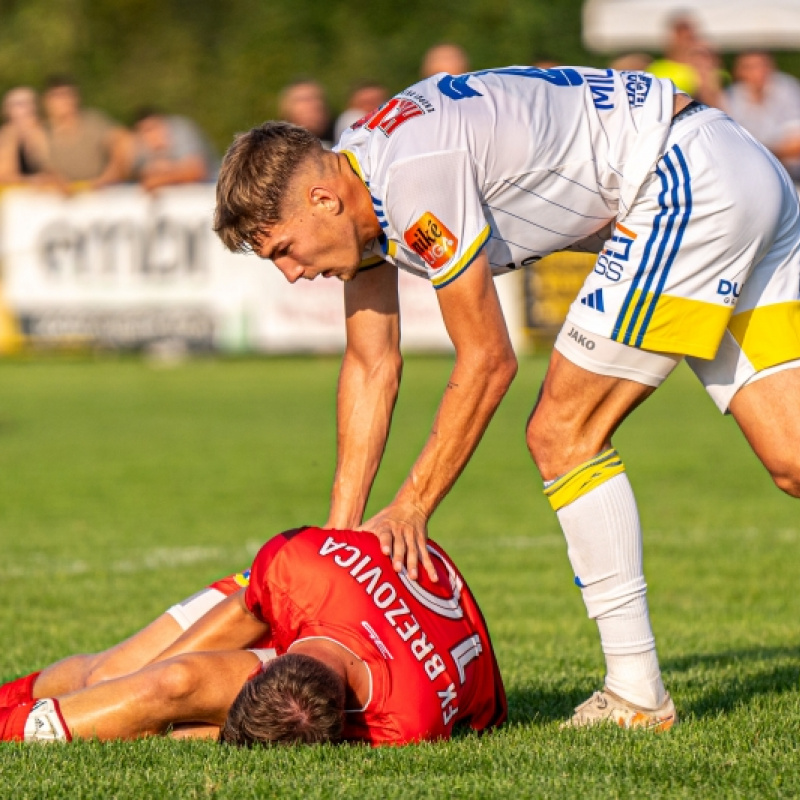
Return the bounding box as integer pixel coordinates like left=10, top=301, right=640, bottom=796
left=219, top=653, right=346, bottom=746
left=214, top=121, right=324, bottom=254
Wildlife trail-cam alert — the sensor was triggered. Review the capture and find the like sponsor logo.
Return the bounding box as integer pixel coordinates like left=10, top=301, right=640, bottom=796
left=404, top=212, right=458, bottom=270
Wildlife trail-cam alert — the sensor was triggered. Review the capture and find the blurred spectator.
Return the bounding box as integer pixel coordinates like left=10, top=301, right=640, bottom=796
left=132, top=108, right=218, bottom=191
left=648, top=14, right=726, bottom=108
left=727, top=51, right=800, bottom=182
left=610, top=53, right=653, bottom=73
left=334, top=81, right=389, bottom=142
left=0, top=87, right=49, bottom=184
left=278, top=79, right=334, bottom=148
left=420, top=43, right=470, bottom=78
left=41, top=75, right=131, bottom=189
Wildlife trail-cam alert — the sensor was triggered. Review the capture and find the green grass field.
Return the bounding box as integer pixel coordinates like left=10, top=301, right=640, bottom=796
left=0, top=354, right=798, bottom=798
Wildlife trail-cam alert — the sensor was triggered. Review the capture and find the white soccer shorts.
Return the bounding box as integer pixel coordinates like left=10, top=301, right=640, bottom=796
left=563, top=107, right=800, bottom=412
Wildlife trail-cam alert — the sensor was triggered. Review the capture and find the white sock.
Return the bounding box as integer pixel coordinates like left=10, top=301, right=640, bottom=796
left=554, top=470, right=666, bottom=709
left=24, top=698, right=70, bottom=743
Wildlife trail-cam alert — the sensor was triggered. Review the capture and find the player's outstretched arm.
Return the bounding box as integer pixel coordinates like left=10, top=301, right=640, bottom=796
left=364, top=253, right=518, bottom=580
left=327, top=261, right=402, bottom=529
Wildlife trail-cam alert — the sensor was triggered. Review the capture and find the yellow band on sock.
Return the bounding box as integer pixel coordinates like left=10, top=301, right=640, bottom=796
left=544, top=448, right=626, bottom=511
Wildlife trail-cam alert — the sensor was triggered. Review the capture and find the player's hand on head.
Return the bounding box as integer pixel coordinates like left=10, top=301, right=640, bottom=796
left=360, top=503, right=437, bottom=583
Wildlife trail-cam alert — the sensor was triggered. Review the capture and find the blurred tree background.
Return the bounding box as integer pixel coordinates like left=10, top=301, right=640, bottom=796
left=0, top=0, right=595, bottom=149
left=1, top=0, right=799, bottom=152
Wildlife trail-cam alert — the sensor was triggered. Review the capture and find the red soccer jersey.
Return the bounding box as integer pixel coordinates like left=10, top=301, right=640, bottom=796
left=243, top=527, right=507, bottom=745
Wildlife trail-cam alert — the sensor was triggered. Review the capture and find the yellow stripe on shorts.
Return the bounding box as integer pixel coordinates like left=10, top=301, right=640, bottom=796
left=614, top=291, right=732, bottom=359
left=544, top=448, right=626, bottom=512
left=728, top=300, right=800, bottom=371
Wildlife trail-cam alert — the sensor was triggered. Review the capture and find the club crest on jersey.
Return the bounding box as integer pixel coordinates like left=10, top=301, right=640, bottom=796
left=404, top=212, right=458, bottom=269
left=365, top=97, right=427, bottom=137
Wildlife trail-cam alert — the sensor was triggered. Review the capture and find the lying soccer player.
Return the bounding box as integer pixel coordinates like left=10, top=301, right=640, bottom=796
left=0, top=527, right=507, bottom=745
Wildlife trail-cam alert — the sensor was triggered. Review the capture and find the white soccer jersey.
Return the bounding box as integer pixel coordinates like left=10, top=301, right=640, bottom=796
left=335, top=66, right=676, bottom=288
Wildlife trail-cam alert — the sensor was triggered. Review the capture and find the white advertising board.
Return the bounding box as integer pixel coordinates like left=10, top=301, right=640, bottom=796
left=583, top=0, right=800, bottom=53
left=0, top=185, right=526, bottom=354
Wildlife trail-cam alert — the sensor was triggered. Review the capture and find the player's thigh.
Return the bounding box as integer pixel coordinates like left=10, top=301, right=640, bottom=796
left=728, top=365, right=800, bottom=496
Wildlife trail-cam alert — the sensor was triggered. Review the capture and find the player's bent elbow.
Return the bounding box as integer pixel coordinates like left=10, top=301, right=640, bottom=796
left=488, top=349, right=518, bottom=392
left=344, top=341, right=403, bottom=388
left=770, top=461, right=800, bottom=498
left=498, top=351, right=519, bottom=386
left=149, top=658, right=203, bottom=705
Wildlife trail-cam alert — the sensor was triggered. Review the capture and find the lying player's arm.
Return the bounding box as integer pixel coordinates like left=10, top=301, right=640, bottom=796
left=151, top=590, right=269, bottom=663
left=60, top=650, right=258, bottom=740
left=366, top=252, right=518, bottom=579
left=326, top=261, right=402, bottom=529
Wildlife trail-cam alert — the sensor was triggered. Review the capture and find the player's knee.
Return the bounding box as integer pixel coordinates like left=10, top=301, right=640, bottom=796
left=525, top=409, right=574, bottom=477
left=77, top=654, right=108, bottom=688
left=525, top=411, right=548, bottom=466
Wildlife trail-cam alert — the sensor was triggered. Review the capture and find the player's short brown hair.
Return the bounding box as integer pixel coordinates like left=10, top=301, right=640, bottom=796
left=214, top=121, right=322, bottom=254
left=219, top=653, right=346, bottom=746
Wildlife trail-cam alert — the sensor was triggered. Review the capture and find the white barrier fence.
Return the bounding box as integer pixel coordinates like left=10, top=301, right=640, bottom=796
left=0, top=184, right=527, bottom=354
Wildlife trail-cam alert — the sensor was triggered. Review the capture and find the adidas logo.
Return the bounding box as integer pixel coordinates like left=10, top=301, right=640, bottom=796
left=580, top=288, right=605, bottom=311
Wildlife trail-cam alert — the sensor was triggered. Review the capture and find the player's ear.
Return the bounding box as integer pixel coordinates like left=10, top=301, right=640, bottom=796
left=308, top=184, right=343, bottom=214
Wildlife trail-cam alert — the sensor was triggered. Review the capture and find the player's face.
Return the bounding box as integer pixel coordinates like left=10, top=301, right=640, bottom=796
left=255, top=198, right=363, bottom=284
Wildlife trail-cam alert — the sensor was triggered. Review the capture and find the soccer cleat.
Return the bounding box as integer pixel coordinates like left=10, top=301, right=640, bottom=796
left=562, top=688, right=677, bottom=731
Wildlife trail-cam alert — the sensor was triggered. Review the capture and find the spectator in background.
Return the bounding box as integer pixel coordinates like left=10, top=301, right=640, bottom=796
left=726, top=51, right=800, bottom=183
left=333, top=81, right=389, bottom=142
left=41, top=75, right=130, bottom=190
left=0, top=87, right=49, bottom=184
left=648, top=14, right=726, bottom=108
left=132, top=108, right=218, bottom=191
left=420, top=43, right=470, bottom=78
left=609, top=53, right=653, bottom=73
left=278, top=79, right=334, bottom=149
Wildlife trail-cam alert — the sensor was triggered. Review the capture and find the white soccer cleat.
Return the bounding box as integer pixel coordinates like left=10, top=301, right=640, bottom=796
left=562, top=688, right=677, bottom=731
left=23, top=698, right=70, bottom=743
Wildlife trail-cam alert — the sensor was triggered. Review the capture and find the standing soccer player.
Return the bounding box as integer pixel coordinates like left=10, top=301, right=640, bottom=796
left=214, top=66, right=800, bottom=728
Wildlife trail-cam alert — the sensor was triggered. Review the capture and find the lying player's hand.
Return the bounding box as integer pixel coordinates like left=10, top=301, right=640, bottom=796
left=360, top=503, right=437, bottom=583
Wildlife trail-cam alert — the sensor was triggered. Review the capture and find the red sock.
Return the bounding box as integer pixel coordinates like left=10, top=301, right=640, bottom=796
left=0, top=701, right=34, bottom=741
left=0, top=672, right=41, bottom=707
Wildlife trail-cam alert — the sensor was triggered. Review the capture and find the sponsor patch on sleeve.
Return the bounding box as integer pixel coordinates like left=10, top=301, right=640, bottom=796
left=403, top=212, right=458, bottom=270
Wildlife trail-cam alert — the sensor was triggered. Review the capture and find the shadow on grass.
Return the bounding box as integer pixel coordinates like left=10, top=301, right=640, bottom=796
left=503, top=644, right=800, bottom=726
left=504, top=684, right=598, bottom=725
left=663, top=644, right=800, bottom=719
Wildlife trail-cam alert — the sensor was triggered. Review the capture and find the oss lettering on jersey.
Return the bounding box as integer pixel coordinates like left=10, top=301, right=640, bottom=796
left=404, top=212, right=458, bottom=269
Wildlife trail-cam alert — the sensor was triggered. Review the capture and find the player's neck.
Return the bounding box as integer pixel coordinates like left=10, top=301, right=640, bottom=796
left=335, top=151, right=381, bottom=243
